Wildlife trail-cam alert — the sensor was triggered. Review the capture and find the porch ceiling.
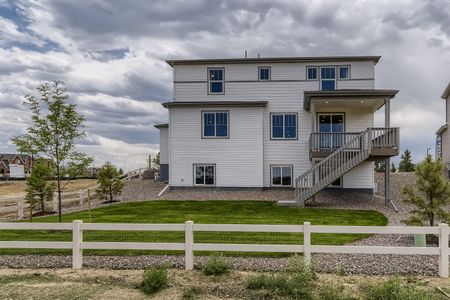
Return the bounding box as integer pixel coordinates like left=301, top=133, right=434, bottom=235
left=304, top=89, right=399, bottom=112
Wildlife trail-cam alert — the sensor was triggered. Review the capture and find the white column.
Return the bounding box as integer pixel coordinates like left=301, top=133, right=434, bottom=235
left=185, top=221, right=194, bottom=271
left=439, top=223, right=449, bottom=278
left=72, top=220, right=83, bottom=269
left=384, top=98, right=391, bottom=206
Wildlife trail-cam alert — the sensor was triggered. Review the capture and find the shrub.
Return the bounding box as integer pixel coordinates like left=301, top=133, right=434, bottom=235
left=246, top=256, right=315, bottom=299
left=362, top=277, right=436, bottom=300
left=140, top=266, right=168, bottom=295
left=201, top=254, right=230, bottom=276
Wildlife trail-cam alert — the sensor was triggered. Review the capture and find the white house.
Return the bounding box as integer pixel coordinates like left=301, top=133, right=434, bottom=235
left=155, top=56, right=399, bottom=206
left=436, top=81, right=450, bottom=175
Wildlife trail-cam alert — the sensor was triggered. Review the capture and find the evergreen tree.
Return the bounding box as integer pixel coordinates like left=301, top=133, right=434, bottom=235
left=96, top=162, right=124, bottom=203
left=152, top=152, right=160, bottom=170
left=401, top=155, right=450, bottom=226
left=398, top=149, right=415, bottom=172
left=391, top=163, right=397, bottom=173
left=374, top=161, right=385, bottom=172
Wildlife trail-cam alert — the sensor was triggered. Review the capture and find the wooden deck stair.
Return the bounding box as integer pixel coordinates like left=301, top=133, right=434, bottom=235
left=287, top=127, right=399, bottom=207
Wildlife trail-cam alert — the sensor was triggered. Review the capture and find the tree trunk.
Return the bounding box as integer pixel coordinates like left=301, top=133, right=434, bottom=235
left=56, top=164, right=62, bottom=222
left=109, top=185, right=113, bottom=203
left=40, top=195, right=45, bottom=212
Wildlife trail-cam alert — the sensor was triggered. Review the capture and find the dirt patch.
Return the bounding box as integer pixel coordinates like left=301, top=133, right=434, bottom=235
left=0, top=179, right=97, bottom=197
left=0, top=268, right=448, bottom=300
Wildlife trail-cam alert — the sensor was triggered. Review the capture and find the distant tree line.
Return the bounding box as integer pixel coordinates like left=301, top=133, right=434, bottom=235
left=374, top=149, right=415, bottom=173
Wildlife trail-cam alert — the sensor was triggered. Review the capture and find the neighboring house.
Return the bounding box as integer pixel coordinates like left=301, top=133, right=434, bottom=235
left=155, top=56, right=400, bottom=206
left=436, top=81, right=450, bottom=175
left=0, top=153, right=33, bottom=178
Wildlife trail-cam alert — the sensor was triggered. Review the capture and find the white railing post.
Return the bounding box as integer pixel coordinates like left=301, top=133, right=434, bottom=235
left=303, top=222, right=311, bottom=265
left=185, top=220, right=194, bottom=271
left=72, top=220, right=83, bottom=269
left=439, top=223, right=449, bottom=278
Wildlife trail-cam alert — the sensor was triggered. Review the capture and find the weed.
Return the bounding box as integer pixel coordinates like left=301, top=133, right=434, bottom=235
left=362, top=276, right=438, bottom=300
left=139, top=266, right=168, bottom=295
left=201, top=254, right=230, bottom=276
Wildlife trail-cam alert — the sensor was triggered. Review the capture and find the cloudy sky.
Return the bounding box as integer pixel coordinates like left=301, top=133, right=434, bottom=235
left=0, top=0, right=449, bottom=170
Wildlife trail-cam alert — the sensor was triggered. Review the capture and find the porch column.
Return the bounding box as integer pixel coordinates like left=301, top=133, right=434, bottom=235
left=310, top=102, right=316, bottom=203
left=384, top=98, right=391, bottom=206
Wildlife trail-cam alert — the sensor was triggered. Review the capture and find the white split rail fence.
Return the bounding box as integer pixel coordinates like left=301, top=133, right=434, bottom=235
left=0, top=221, right=448, bottom=278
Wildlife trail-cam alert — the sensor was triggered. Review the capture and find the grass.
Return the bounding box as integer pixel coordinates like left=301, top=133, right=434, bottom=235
left=0, top=200, right=387, bottom=256
left=0, top=179, right=97, bottom=196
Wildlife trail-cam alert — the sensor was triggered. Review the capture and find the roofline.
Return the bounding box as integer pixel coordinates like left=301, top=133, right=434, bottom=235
left=166, top=56, right=382, bottom=67
left=442, top=82, right=450, bottom=99
left=153, top=123, right=169, bottom=129
left=303, top=89, right=399, bottom=111
left=162, top=101, right=268, bottom=108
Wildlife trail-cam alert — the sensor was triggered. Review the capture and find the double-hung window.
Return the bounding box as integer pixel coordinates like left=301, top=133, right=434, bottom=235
left=320, top=67, right=336, bottom=91
left=306, top=67, right=318, bottom=80
left=338, top=66, right=350, bottom=79
left=271, top=113, right=297, bottom=139
left=271, top=165, right=292, bottom=187
left=203, top=111, right=228, bottom=138
left=208, top=68, right=224, bottom=94
left=194, top=164, right=215, bottom=186
left=259, top=67, right=271, bottom=80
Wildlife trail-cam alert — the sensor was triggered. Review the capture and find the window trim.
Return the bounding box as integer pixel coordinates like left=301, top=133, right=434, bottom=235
left=270, top=165, right=293, bottom=187
left=270, top=112, right=298, bottom=140
left=201, top=110, right=230, bottom=139
left=338, top=65, right=351, bottom=80
left=207, top=67, right=225, bottom=95
left=258, top=66, right=271, bottom=81
left=316, top=112, right=346, bottom=132
left=193, top=163, right=216, bottom=187
left=319, top=66, right=337, bottom=91
left=306, top=66, right=318, bottom=81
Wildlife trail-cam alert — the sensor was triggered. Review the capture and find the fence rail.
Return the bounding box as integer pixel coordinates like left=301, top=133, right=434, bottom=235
left=0, top=221, right=448, bottom=277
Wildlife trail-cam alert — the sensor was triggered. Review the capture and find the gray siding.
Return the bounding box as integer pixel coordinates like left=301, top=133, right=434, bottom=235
left=159, top=127, right=169, bottom=164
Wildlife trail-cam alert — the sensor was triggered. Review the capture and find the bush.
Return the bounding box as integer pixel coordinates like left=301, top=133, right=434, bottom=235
left=201, top=254, right=230, bottom=276
left=140, top=266, right=168, bottom=295
left=246, top=256, right=315, bottom=299
left=362, top=277, right=436, bottom=300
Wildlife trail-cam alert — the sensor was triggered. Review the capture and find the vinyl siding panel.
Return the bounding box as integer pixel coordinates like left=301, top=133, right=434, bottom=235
left=159, top=127, right=169, bottom=164
left=442, top=96, right=450, bottom=165
left=169, top=107, right=263, bottom=187
left=342, top=161, right=374, bottom=189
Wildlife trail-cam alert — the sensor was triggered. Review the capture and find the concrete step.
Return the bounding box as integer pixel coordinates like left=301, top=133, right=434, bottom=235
left=277, top=200, right=297, bottom=206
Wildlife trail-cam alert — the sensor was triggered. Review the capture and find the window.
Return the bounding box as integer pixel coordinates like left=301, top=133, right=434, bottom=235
left=271, top=165, right=292, bottom=187
left=203, top=111, right=228, bottom=138
left=208, top=68, right=224, bottom=94
left=320, top=67, right=336, bottom=91
left=271, top=113, right=297, bottom=139
left=338, top=66, right=350, bottom=79
left=307, top=67, right=318, bottom=80
left=194, top=164, right=215, bottom=186
left=330, top=177, right=342, bottom=187
left=258, top=67, right=271, bottom=80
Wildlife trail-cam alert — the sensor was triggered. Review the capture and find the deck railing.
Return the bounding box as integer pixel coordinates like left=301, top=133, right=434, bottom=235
left=0, top=220, right=448, bottom=277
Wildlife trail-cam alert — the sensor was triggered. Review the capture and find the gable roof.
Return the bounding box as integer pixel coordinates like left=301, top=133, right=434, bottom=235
left=166, top=55, right=382, bottom=67
left=442, top=82, right=450, bottom=99
left=0, top=153, right=28, bottom=164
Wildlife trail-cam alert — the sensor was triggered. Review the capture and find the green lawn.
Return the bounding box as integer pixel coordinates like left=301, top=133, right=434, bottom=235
left=0, top=201, right=387, bottom=256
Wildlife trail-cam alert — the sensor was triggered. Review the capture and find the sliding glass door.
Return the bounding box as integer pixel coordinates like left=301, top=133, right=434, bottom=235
left=317, top=113, right=345, bottom=149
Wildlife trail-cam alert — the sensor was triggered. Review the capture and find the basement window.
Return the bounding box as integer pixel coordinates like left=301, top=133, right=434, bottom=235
left=271, top=165, right=293, bottom=187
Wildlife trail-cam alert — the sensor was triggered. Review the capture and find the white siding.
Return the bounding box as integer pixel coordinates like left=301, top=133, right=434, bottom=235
left=159, top=127, right=169, bottom=164
left=442, top=95, right=450, bottom=165
left=169, top=107, right=264, bottom=187
left=169, top=59, right=377, bottom=189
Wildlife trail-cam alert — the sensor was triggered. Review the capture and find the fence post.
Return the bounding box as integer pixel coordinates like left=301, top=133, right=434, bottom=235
left=303, top=222, right=311, bottom=265
left=17, top=198, right=24, bottom=219
left=72, top=220, right=83, bottom=269
left=185, top=220, right=194, bottom=271
left=439, top=223, right=449, bottom=278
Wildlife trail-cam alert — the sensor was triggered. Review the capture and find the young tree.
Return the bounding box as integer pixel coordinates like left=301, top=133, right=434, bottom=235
left=391, top=163, right=397, bottom=173
left=401, top=155, right=450, bottom=226
left=11, top=81, right=92, bottom=222
left=96, top=162, right=124, bottom=203
left=25, top=161, right=56, bottom=219
left=152, top=152, right=160, bottom=170
left=374, top=161, right=385, bottom=172
left=398, top=149, right=415, bottom=172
